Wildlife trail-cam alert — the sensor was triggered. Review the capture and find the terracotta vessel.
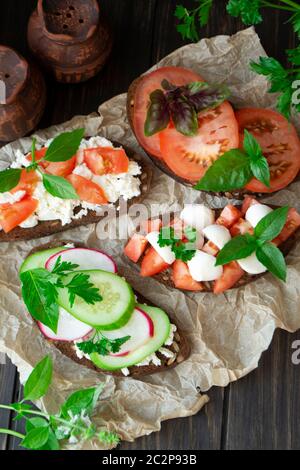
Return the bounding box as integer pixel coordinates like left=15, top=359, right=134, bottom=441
left=27, top=0, right=113, bottom=83
left=0, top=46, right=46, bottom=143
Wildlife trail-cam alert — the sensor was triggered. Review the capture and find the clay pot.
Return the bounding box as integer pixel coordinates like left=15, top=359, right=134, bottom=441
left=0, top=46, right=46, bottom=143
left=27, top=0, right=113, bottom=83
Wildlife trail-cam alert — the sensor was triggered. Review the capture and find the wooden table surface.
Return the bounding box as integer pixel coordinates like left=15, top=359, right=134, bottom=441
left=0, top=0, right=299, bottom=451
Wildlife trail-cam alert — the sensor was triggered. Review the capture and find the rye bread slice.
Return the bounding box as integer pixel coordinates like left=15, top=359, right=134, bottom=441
left=0, top=142, right=153, bottom=242
left=127, top=76, right=300, bottom=199
left=26, top=241, right=191, bottom=378
left=125, top=205, right=300, bottom=293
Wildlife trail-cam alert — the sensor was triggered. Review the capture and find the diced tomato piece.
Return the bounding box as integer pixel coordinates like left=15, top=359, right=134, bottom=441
left=0, top=197, right=38, bottom=233
left=202, top=240, right=219, bottom=256
left=27, top=147, right=47, bottom=162
left=84, top=147, right=129, bottom=175
left=27, top=147, right=76, bottom=177
left=172, top=260, right=203, bottom=291
left=140, top=218, right=162, bottom=234
left=11, top=170, right=39, bottom=196
left=213, top=262, right=244, bottom=294
left=66, top=174, right=108, bottom=205
left=216, top=205, right=242, bottom=228
left=124, top=234, right=148, bottom=263
left=230, top=218, right=254, bottom=237
left=140, top=247, right=169, bottom=277
left=273, top=208, right=300, bottom=246
left=241, top=196, right=259, bottom=215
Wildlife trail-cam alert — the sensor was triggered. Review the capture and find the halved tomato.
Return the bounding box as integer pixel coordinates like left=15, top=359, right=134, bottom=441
left=236, top=108, right=300, bottom=193
left=159, top=101, right=239, bottom=182
left=172, top=260, right=203, bottom=291
left=84, top=148, right=129, bottom=175
left=273, top=208, right=300, bottom=246
left=216, top=204, right=242, bottom=228
left=66, top=174, right=108, bottom=205
left=140, top=247, right=169, bottom=277
left=213, top=261, right=244, bottom=294
left=0, top=197, right=38, bottom=233
left=27, top=147, right=76, bottom=177
left=124, top=234, right=148, bottom=263
left=11, top=170, right=39, bottom=196
left=132, top=66, right=204, bottom=159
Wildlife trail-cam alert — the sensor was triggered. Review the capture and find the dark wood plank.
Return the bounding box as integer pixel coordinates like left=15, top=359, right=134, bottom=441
left=0, top=358, right=17, bottom=450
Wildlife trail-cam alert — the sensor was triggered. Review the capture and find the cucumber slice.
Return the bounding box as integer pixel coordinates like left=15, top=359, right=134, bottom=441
left=57, top=270, right=135, bottom=329
left=20, top=246, right=69, bottom=273
left=89, top=304, right=171, bottom=370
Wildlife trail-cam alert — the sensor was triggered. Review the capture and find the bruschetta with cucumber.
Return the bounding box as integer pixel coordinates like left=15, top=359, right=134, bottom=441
left=19, top=242, right=190, bottom=377
left=124, top=200, right=300, bottom=294
left=127, top=66, right=300, bottom=196
left=0, top=128, right=152, bottom=241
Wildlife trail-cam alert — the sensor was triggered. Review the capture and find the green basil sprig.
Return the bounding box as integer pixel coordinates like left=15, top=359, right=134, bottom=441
left=195, top=130, right=271, bottom=192
left=216, top=206, right=289, bottom=281
left=0, top=128, right=84, bottom=199
left=145, top=80, right=230, bottom=137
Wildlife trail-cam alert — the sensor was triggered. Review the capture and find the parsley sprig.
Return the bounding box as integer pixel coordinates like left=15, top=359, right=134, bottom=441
left=77, top=332, right=131, bottom=356
left=175, top=0, right=300, bottom=118
left=158, top=225, right=198, bottom=262
left=195, top=130, right=270, bottom=192
left=0, top=128, right=85, bottom=199
left=216, top=206, right=289, bottom=281
left=20, top=257, right=103, bottom=333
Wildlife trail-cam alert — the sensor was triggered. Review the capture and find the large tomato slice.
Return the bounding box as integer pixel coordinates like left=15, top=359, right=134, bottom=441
left=159, top=101, right=239, bottom=182
left=84, top=148, right=129, bottom=175
left=172, top=260, right=203, bottom=291
left=236, top=108, right=300, bottom=193
left=27, top=147, right=76, bottom=177
left=0, top=197, right=38, bottom=233
left=140, top=247, right=169, bottom=277
left=132, top=66, right=203, bottom=159
left=11, top=170, right=39, bottom=196
left=66, top=174, right=108, bottom=205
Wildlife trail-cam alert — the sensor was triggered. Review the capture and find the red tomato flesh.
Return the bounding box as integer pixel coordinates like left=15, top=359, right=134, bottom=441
left=84, top=147, right=129, bottom=175
left=172, top=260, right=203, bottom=291
left=241, top=196, right=259, bottom=215
left=216, top=204, right=242, bottom=228
left=236, top=108, right=300, bottom=193
left=66, top=174, right=108, bottom=205
left=213, top=261, right=244, bottom=294
left=0, top=197, right=38, bottom=233
left=140, top=247, right=169, bottom=277
left=11, top=170, right=39, bottom=196
left=27, top=147, right=76, bottom=177
left=273, top=208, right=300, bottom=246
left=124, top=234, right=148, bottom=263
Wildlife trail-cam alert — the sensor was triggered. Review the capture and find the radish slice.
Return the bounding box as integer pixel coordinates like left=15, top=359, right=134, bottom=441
left=38, top=307, right=93, bottom=341
left=99, top=307, right=154, bottom=357
left=45, top=248, right=117, bottom=273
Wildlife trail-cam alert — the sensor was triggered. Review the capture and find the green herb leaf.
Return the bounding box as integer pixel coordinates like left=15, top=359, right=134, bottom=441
left=172, top=242, right=196, bottom=262
left=24, top=355, right=53, bottom=401
left=255, top=206, right=289, bottom=242
left=227, top=0, right=263, bottom=25
left=216, top=234, right=257, bottom=266
left=250, top=156, right=270, bottom=188
left=26, top=417, right=60, bottom=450
left=187, top=82, right=230, bottom=113
left=98, top=431, right=120, bottom=446
left=144, top=90, right=170, bottom=136
left=20, top=269, right=60, bottom=333
left=158, top=226, right=178, bottom=247
left=243, top=129, right=262, bottom=158
left=51, top=256, right=80, bottom=276
left=256, top=242, right=287, bottom=281
left=184, top=225, right=197, bottom=243
left=0, top=168, right=22, bottom=193
left=195, top=149, right=252, bottom=192
left=158, top=225, right=196, bottom=262
left=198, top=0, right=213, bottom=26
left=43, top=174, right=79, bottom=200
left=11, top=402, right=33, bottom=420
left=78, top=335, right=131, bottom=356
left=291, top=11, right=300, bottom=38
left=44, top=128, right=84, bottom=162
left=65, top=273, right=103, bottom=308
left=21, top=426, right=50, bottom=450
left=60, top=385, right=103, bottom=419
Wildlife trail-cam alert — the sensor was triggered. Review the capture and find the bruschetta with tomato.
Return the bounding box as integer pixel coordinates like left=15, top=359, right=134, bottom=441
left=127, top=66, right=300, bottom=196
left=124, top=200, right=300, bottom=294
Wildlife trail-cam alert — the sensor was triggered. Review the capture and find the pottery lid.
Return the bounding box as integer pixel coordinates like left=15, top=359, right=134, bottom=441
left=0, top=46, right=29, bottom=105
left=38, top=0, right=100, bottom=44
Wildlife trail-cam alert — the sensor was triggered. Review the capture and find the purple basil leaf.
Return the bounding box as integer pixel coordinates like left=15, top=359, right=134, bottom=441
left=187, top=84, right=230, bottom=112
left=169, top=97, right=198, bottom=136
left=144, top=89, right=170, bottom=136
left=161, top=79, right=177, bottom=91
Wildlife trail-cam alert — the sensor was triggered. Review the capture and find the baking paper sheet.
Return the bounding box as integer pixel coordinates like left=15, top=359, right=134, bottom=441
left=0, top=28, right=299, bottom=449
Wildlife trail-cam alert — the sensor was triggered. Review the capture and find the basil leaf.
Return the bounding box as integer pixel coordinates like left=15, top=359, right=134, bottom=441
left=44, top=128, right=84, bottom=162
left=169, top=97, right=198, bottom=136
left=255, top=206, right=289, bottom=242
left=26, top=418, right=60, bottom=450
left=188, top=83, right=230, bottom=113
left=250, top=156, right=271, bottom=188
left=194, top=149, right=252, bottom=192
left=256, top=242, right=287, bottom=281
left=24, top=356, right=53, bottom=401
left=20, top=269, right=59, bottom=333
left=243, top=129, right=262, bottom=158
left=43, top=174, right=79, bottom=199
left=216, top=235, right=257, bottom=266
left=60, top=385, right=103, bottom=419
left=21, top=426, right=50, bottom=450
left=144, top=90, right=170, bottom=136
left=0, top=168, right=21, bottom=193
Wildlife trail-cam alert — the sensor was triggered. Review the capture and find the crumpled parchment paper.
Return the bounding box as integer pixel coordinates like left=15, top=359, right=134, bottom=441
left=0, top=27, right=300, bottom=449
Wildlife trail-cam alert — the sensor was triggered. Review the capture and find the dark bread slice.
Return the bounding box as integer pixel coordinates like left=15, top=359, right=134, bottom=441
left=0, top=142, right=153, bottom=242
left=125, top=205, right=300, bottom=293
left=27, top=241, right=191, bottom=377
left=127, top=76, right=300, bottom=199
